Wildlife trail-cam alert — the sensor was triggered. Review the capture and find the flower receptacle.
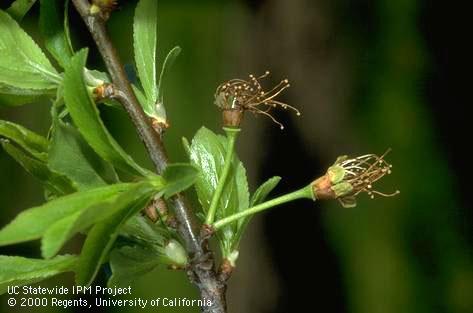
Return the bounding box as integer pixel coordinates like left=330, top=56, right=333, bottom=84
left=222, top=109, right=244, bottom=128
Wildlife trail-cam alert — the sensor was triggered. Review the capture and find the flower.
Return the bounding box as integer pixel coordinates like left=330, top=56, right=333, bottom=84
left=215, top=71, right=300, bottom=128
left=312, top=149, right=399, bottom=207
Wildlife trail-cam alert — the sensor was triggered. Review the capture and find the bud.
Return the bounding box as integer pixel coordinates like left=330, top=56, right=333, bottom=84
left=163, top=239, right=188, bottom=269
left=90, top=0, right=117, bottom=20
left=226, top=250, right=239, bottom=267
left=215, top=71, right=300, bottom=129
left=143, top=197, right=167, bottom=223
left=219, top=257, right=236, bottom=282
left=83, top=68, right=106, bottom=87
left=92, top=83, right=115, bottom=101
left=83, top=69, right=114, bottom=102
left=311, top=150, right=399, bottom=208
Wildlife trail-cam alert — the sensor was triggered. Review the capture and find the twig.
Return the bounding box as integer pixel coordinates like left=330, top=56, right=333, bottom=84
left=71, top=1, right=226, bottom=312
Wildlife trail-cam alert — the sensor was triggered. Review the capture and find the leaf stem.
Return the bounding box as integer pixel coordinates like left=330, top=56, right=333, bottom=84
left=213, top=185, right=314, bottom=230
left=205, top=127, right=240, bottom=225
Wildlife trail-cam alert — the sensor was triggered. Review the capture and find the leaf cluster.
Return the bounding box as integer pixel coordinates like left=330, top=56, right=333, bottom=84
left=0, top=0, right=193, bottom=291
left=187, top=128, right=280, bottom=260
left=0, top=0, right=285, bottom=290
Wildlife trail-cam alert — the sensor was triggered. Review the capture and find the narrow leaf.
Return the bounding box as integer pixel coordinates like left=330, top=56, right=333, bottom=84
left=40, top=0, right=72, bottom=68
left=63, top=0, right=73, bottom=53
left=250, top=176, right=281, bottom=206
left=120, top=215, right=168, bottom=246
left=63, top=49, right=147, bottom=176
left=0, top=10, right=60, bottom=97
left=0, top=92, right=41, bottom=106
left=0, top=83, right=52, bottom=107
left=157, top=46, right=181, bottom=103
left=182, top=137, right=191, bottom=156
left=0, top=255, right=76, bottom=295
left=108, top=245, right=162, bottom=287
left=75, top=196, right=152, bottom=286
left=6, top=0, right=37, bottom=21
left=150, top=46, right=181, bottom=123
left=41, top=181, right=158, bottom=259
left=161, top=163, right=198, bottom=199
left=49, top=110, right=115, bottom=190
left=133, top=0, right=158, bottom=108
left=1, top=140, right=76, bottom=197
left=77, top=169, right=192, bottom=285
left=0, top=119, right=48, bottom=161
left=131, top=84, right=151, bottom=115
left=0, top=183, right=134, bottom=246
left=232, top=176, right=281, bottom=250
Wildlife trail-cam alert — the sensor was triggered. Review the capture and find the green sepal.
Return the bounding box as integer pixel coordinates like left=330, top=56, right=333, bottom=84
left=327, top=164, right=346, bottom=184
left=338, top=196, right=357, bottom=208
left=331, top=181, right=353, bottom=198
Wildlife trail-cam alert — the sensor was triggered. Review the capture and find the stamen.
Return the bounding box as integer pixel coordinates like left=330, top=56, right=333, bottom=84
left=251, top=107, right=285, bottom=130
left=336, top=149, right=398, bottom=200
left=215, top=71, right=300, bottom=129
left=370, top=190, right=400, bottom=197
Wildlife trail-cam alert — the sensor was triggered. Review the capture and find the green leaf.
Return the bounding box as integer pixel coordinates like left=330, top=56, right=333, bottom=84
left=63, top=0, right=73, bottom=54
left=49, top=109, right=117, bottom=190
left=41, top=213, right=80, bottom=258
left=6, top=0, right=37, bottom=21
left=120, top=215, right=168, bottom=245
left=77, top=168, right=193, bottom=285
left=189, top=127, right=249, bottom=255
left=157, top=46, right=180, bottom=104
left=0, top=183, right=134, bottom=246
left=0, top=140, right=76, bottom=196
left=232, top=176, right=281, bottom=250
left=161, top=163, right=199, bottom=199
left=0, top=119, right=48, bottom=161
left=131, top=83, right=151, bottom=115
left=75, top=196, right=152, bottom=286
left=250, top=176, right=281, bottom=206
left=63, top=49, right=147, bottom=176
left=41, top=181, right=159, bottom=259
left=0, top=10, right=60, bottom=97
left=83, top=69, right=110, bottom=86
left=0, top=255, right=76, bottom=295
left=148, top=46, right=181, bottom=123
left=182, top=137, right=191, bottom=156
left=39, top=0, right=72, bottom=68
left=0, top=92, right=43, bottom=106
left=0, top=84, right=49, bottom=107
left=108, top=238, right=187, bottom=288
left=190, top=127, right=224, bottom=212
left=133, top=0, right=158, bottom=108
left=108, top=245, right=163, bottom=287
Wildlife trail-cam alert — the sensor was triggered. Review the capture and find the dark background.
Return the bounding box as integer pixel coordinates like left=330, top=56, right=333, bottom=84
left=1, top=0, right=472, bottom=312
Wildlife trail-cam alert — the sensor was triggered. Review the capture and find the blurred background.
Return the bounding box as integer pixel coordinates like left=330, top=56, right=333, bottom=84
left=1, top=0, right=472, bottom=312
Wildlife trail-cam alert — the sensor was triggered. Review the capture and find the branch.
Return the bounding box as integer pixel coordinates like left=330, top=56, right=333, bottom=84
left=71, top=1, right=226, bottom=312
